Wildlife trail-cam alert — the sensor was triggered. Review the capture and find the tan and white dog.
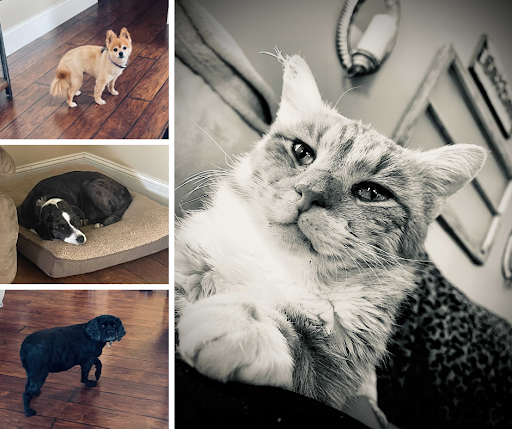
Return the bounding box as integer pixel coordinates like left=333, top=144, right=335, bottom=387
left=50, top=28, right=132, bottom=107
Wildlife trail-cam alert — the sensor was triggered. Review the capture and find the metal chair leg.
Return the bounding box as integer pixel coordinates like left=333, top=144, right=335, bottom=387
left=0, top=21, right=12, bottom=99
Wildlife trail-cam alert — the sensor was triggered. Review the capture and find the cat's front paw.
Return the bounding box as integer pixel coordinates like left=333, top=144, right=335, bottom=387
left=177, top=294, right=293, bottom=388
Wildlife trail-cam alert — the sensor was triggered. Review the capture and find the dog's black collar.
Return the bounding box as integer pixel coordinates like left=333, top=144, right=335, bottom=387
left=109, top=56, right=128, bottom=69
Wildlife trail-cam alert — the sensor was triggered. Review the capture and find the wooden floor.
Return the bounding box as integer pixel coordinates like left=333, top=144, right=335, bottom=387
left=0, top=290, right=169, bottom=429
left=0, top=0, right=169, bottom=139
left=13, top=249, right=169, bottom=284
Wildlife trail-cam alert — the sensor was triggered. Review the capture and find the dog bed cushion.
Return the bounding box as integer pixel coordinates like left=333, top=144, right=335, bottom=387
left=0, top=165, right=169, bottom=278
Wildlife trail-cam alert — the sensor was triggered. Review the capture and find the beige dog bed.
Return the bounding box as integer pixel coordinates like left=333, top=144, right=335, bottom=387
left=0, top=165, right=169, bottom=278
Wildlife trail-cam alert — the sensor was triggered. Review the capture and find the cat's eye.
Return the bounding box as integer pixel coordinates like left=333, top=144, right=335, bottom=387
left=292, top=141, right=315, bottom=166
left=352, top=182, right=393, bottom=202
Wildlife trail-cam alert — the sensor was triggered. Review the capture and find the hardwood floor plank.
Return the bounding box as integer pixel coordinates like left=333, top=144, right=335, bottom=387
left=0, top=83, right=49, bottom=133
left=120, top=256, right=168, bottom=284
left=93, top=97, right=149, bottom=139
left=99, top=355, right=169, bottom=375
left=86, top=0, right=146, bottom=19
left=139, top=26, right=168, bottom=59
left=0, top=92, right=66, bottom=139
left=0, top=392, right=169, bottom=429
left=0, top=322, right=26, bottom=333
left=0, top=375, right=76, bottom=403
left=129, top=48, right=168, bottom=102
left=84, top=0, right=160, bottom=46
left=27, top=94, right=96, bottom=139
left=11, top=43, right=79, bottom=97
left=6, top=38, right=48, bottom=68
left=52, top=420, right=105, bottom=429
left=126, top=79, right=169, bottom=139
left=8, top=19, right=93, bottom=78
left=0, top=307, right=39, bottom=321
left=68, top=15, right=127, bottom=47
left=70, top=389, right=168, bottom=420
left=148, top=248, right=168, bottom=267
left=60, top=56, right=155, bottom=139
left=88, top=265, right=149, bottom=284
left=0, top=409, right=55, bottom=429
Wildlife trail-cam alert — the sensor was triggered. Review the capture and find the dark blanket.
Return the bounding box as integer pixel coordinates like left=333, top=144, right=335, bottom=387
left=175, top=358, right=369, bottom=427
left=377, top=258, right=512, bottom=429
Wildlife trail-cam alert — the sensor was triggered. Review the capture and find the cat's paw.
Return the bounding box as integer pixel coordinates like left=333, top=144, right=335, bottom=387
left=177, top=294, right=293, bottom=388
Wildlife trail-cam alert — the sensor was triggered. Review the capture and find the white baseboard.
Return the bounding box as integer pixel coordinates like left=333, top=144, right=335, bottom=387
left=84, top=153, right=169, bottom=207
left=15, top=152, right=169, bottom=207
left=4, top=0, right=98, bottom=57
left=15, top=153, right=85, bottom=177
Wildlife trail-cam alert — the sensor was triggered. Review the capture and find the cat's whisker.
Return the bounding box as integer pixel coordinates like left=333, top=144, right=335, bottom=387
left=334, top=86, right=363, bottom=109
left=175, top=170, right=228, bottom=191
left=180, top=194, right=211, bottom=206
left=181, top=177, right=219, bottom=202
left=187, top=116, right=235, bottom=165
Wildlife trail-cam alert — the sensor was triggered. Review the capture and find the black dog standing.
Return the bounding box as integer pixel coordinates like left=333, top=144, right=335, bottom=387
left=20, top=315, right=125, bottom=417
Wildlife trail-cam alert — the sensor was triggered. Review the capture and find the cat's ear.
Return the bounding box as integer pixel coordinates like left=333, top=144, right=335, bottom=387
left=416, top=143, right=487, bottom=217
left=275, top=55, right=325, bottom=125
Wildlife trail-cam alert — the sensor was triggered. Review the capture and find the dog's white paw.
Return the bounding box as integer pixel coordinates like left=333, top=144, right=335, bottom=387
left=96, top=99, right=106, bottom=105
left=75, top=91, right=81, bottom=96
left=110, top=89, right=119, bottom=96
left=94, top=223, right=103, bottom=228
left=177, top=294, right=293, bottom=388
left=69, top=102, right=77, bottom=108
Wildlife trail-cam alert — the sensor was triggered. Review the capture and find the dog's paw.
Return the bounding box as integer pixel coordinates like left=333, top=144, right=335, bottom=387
left=95, top=99, right=106, bottom=105
left=94, top=223, right=103, bottom=228
left=110, top=89, right=119, bottom=96
left=84, top=380, right=97, bottom=387
left=25, top=408, right=36, bottom=417
left=75, top=91, right=81, bottom=96
left=69, top=102, right=77, bottom=108
left=177, top=294, right=293, bottom=388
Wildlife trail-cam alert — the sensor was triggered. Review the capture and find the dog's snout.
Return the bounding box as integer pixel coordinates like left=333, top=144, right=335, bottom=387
left=119, top=52, right=124, bottom=58
left=77, top=235, right=85, bottom=244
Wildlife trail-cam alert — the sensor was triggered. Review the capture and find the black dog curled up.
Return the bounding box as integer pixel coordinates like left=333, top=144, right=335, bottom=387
left=20, top=315, right=125, bottom=417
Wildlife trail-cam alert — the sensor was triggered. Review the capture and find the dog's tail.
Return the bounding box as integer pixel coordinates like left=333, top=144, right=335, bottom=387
left=49, top=65, right=71, bottom=98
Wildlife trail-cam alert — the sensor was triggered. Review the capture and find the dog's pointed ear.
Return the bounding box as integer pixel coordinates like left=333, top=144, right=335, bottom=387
left=106, top=30, right=116, bottom=47
left=86, top=319, right=101, bottom=341
left=115, top=318, right=126, bottom=341
left=34, top=220, right=53, bottom=240
left=120, top=27, right=131, bottom=43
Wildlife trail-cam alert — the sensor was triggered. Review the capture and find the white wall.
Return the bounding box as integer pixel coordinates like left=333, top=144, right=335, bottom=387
left=0, top=0, right=62, bottom=30
left=2, top=145, right=169, bottom=183
left=0, top=0, right=98, bottom=56
left=196, top=0, right=512, bottom=321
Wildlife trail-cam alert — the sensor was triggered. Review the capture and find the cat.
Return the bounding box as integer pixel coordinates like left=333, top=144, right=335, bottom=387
left=175, top=50, right=486, bottom=412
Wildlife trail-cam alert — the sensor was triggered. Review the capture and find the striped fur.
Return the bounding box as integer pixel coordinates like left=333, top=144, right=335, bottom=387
left=175, top=54, right=486, bottom=410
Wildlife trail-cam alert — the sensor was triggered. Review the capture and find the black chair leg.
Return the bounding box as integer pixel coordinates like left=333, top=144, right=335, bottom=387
left=0, top=21, right=13, bottom=99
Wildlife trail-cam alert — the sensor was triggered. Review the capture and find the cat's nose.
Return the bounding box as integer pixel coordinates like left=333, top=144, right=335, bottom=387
left=296, top=184, right=327, bottom=213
